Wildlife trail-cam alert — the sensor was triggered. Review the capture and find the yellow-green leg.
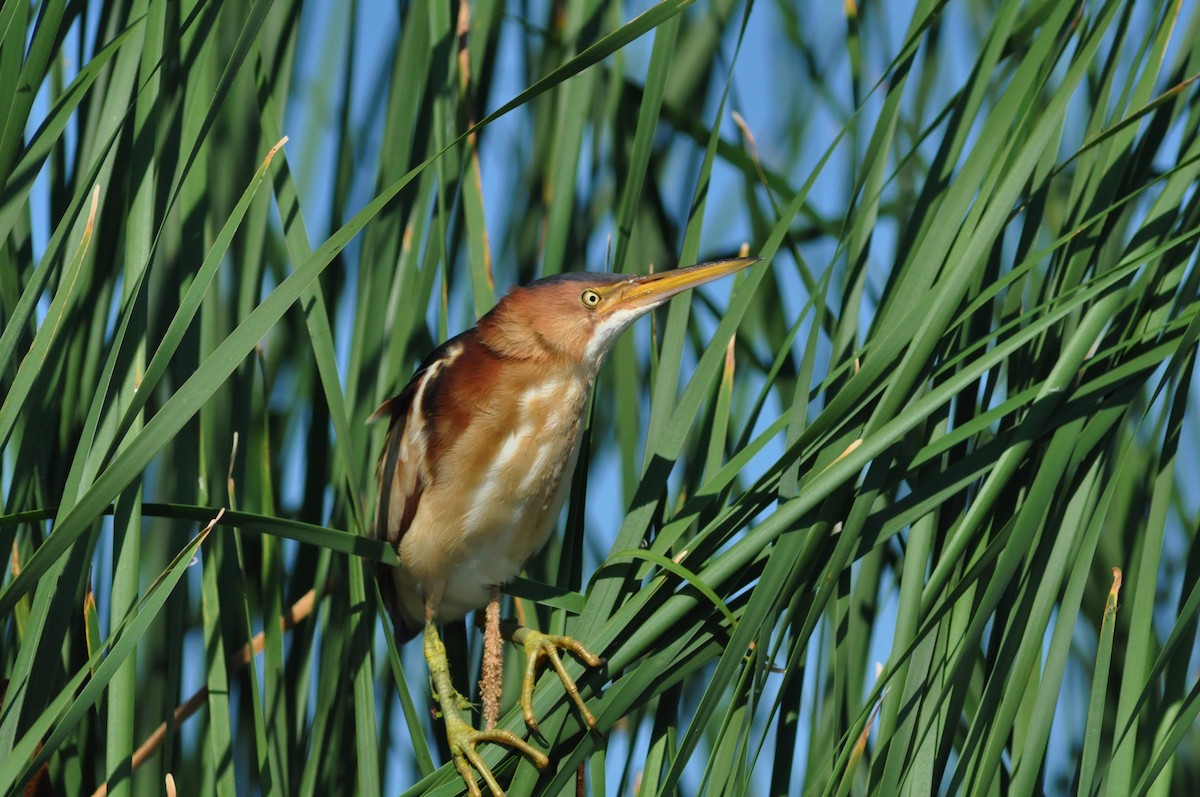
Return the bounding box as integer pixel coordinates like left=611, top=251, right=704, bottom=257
left=502, top=621, right=605, bottom=737
left=424, top=620, right=548, bottom=797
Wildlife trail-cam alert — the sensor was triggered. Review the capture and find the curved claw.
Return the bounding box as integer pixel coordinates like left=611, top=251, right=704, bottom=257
left=507, top=624, right=605, bottom=737
left=441, top=702, right=549, bottom=796
left=426, top=620, right=548, bottom=796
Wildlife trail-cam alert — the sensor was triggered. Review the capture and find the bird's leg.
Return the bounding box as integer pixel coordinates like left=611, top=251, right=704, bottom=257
left=501, top=619, right=605, bottom=737
left=479, top=587, right=503, bottom=730
left=423, top=618, right=548, bottom=797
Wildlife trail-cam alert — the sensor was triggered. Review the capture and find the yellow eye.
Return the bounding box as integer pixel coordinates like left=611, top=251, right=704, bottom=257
left=581, top=289, right=601, bottom=308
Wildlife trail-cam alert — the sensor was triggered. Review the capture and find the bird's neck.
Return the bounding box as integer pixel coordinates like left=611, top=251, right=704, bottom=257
left=477, top=313, right=597, bottom=381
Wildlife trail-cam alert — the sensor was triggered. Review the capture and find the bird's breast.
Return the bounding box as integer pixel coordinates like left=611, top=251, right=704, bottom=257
left=423, top=371, right=590, bottom=616
left=460, top=374, right=588, bottom=535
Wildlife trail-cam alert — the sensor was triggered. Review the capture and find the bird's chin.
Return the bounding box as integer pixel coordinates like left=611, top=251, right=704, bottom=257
left=582, top=306, right=651, bottom=367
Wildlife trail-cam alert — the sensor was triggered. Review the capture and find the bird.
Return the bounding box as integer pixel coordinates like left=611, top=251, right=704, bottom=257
left=372, top=256, right=758, bottom=795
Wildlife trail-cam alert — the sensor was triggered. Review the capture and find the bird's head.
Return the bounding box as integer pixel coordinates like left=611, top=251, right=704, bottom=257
left=479, top=257, right=759, bottom=372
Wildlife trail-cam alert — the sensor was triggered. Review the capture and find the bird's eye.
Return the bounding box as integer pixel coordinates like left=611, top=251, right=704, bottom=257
left=580, top=289, right=601, bottom=308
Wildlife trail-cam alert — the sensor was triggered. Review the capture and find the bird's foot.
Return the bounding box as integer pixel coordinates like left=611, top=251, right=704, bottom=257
left=505, top=623, right=605, bottom=737
left=432, top=685, right=548, bottom=796
left=425, top=621, right=548, bottom=796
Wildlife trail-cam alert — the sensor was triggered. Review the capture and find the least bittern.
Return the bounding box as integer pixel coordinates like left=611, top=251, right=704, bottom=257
left=373, top=256, right=757, bottom=795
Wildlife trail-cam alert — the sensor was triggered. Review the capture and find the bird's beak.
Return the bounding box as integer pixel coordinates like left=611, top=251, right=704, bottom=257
left=620, top=257, right=760, bottom=310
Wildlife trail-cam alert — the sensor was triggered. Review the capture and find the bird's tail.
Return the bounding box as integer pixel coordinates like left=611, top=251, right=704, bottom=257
left=376, top=564, right=421, bottom=644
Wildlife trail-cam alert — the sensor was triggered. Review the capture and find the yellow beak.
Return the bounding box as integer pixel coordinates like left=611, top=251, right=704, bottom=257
left=620, top=257, right=760, bottom=310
